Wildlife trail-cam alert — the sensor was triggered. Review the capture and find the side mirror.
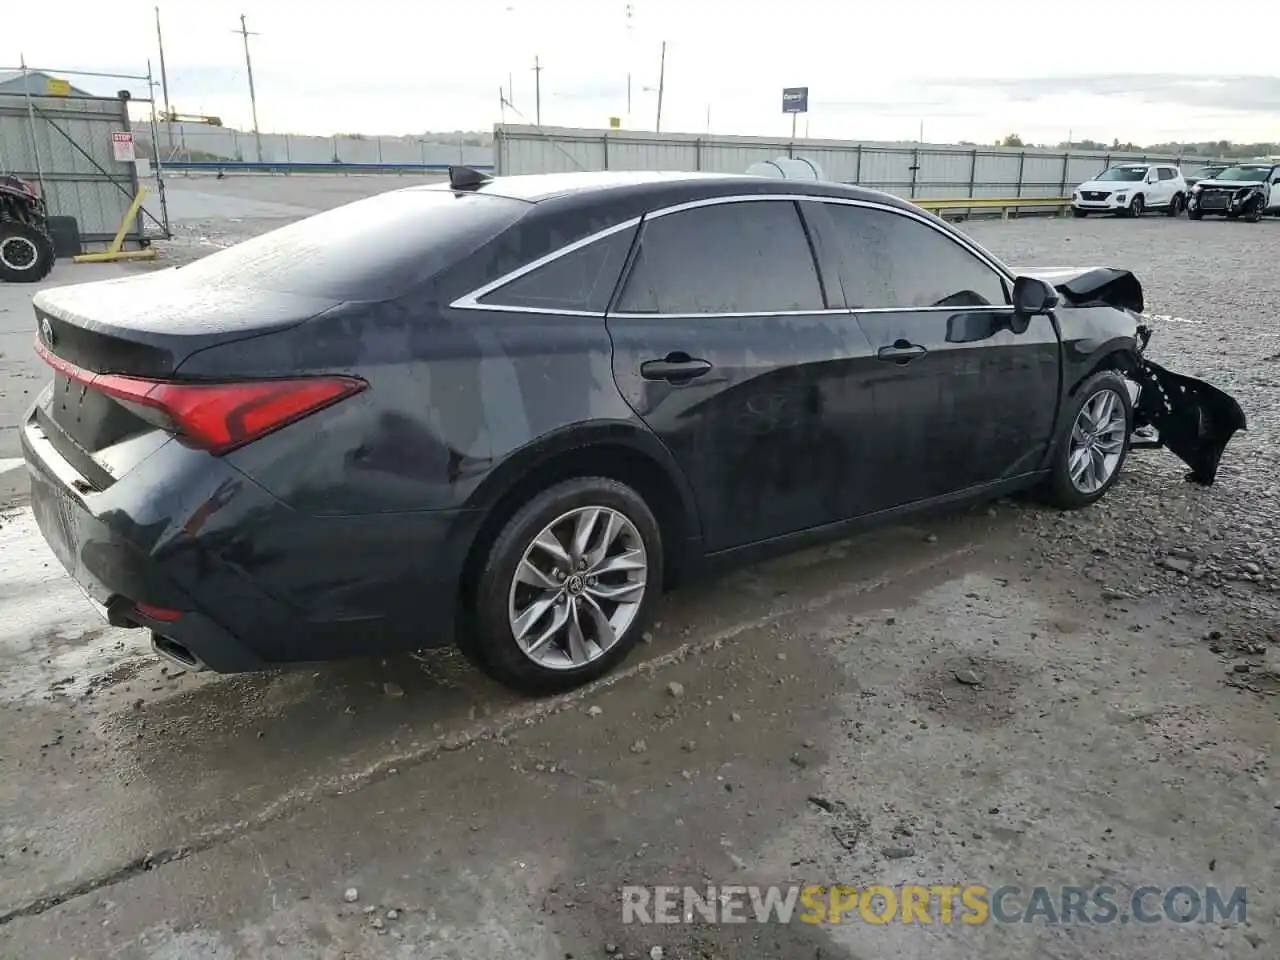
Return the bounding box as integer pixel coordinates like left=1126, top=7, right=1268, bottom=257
left=1012, top=276, right=1059, bottom=319
left=946, top=311, right=1002, bottom=344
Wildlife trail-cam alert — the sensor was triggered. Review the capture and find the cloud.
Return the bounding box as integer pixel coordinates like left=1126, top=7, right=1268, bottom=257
left=933, top=74, right=1280, bottom=114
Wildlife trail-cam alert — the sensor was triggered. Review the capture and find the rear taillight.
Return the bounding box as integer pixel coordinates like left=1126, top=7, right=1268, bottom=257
left=35, top=339, right=365, bottom=454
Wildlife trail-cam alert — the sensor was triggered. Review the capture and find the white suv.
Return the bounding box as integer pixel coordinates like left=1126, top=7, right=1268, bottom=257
left=1071, top=163, right=1187, bottom=218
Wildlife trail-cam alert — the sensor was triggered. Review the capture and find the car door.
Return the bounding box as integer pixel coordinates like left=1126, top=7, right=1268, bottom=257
left=1156, top=167, right=1176, bottom=206
left=1269, top=167, right=1280, bottom=210
left=816, top=200, right=1061, bottom=510
left=606, top=196, right=881, bottom=553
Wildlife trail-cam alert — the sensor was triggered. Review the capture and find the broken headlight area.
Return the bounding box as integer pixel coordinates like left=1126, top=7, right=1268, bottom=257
left=1126, top=333, right=1246, bottom=486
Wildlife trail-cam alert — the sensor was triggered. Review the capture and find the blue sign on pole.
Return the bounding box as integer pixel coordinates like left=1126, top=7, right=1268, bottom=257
left=782, top=87, right=809, bottom=114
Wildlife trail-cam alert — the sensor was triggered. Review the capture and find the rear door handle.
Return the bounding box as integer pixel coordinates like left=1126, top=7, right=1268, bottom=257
left=877, top=341, right=928, bottom=364
left=640, top=354, right=713, bottom=383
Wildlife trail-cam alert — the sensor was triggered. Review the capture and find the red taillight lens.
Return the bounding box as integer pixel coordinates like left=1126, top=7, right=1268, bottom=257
left=135, top=602, right=183, bottom=622
left=35, top=339, right=366, bottom=454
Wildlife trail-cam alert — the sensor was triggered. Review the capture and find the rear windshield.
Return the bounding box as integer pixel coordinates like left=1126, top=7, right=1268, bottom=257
left=173, top=187, right=528, bottom=301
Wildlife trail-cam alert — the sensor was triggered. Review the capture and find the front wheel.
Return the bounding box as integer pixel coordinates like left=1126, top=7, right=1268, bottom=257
left=470, top=477, right=663, bottom=694
left=1188, top=205, right=1204, bottom=220
left=0, top=221, right=55, bottom=283
left=1072, top=208, right=1088, bottom=218
left=1246, top=196, right=1266, bottom=223
left=1038, top=371, right=1133, bottom=509
left=1127, top=195, right=1145, bottom=218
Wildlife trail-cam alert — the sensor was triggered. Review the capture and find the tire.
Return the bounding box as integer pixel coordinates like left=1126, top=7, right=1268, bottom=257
left=1072, top=208, right=1087, bottom=218
left=470, top=477, right=663, bottom=694
left=1166, top=193, right=1184, bottom=217
left=1127, top=195, right=1144, bottom=218
left=1038, top=370, right=1133, bottom=510
left=0, top=220, right=55, bottom=283
left=1188, top=206, right=1203, bottom=220
left=1246, top=196, right=1265, bottom=223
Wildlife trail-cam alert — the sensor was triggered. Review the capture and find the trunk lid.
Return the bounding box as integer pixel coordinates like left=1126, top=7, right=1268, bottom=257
left=31, top=270, right=338, bottom=487
left=33, top=269, right=337, bottom=377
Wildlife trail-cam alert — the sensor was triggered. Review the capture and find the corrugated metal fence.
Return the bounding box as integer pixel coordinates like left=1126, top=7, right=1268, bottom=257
left=0, top=90, right=158, bottom=248
left=494, top=125, right=1223, bottom=199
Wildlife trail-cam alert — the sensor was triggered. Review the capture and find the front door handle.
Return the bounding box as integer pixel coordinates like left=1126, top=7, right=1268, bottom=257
left=640, top=353, right=713, bottom=383
left=877, top=340, right=928, bottom=364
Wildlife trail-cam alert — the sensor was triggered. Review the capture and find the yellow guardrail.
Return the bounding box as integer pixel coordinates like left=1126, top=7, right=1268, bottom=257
left=911, top=196, right=1072, bottom=219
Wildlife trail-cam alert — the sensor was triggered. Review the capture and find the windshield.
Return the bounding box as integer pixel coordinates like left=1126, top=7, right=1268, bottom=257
left=1095, top=167, right=1147, bottom=182
left=1214, top=165, right=1272, bottom=182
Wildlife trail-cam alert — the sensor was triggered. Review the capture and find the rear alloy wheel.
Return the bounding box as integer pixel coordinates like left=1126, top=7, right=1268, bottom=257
left=0, top=221, right=55, bottom=283
left=1127, top=195, right=1144, bottom=218
left=471, top=477, right=662, bottom=694
left=1166, top=193, right=1184, bottom=217
left=1039, top=370, right=1133, bottom=509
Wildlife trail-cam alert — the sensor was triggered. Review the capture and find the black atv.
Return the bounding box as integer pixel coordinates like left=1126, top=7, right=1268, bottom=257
left=0, top=175, right=56, bottom=283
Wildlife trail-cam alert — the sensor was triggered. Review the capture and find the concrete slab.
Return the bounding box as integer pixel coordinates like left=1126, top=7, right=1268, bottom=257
left=2, top=509, right=1274, bottom=959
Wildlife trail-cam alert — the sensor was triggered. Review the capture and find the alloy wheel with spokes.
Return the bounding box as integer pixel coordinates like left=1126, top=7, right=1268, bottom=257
left=1039, top=371, right=1133, bottom=510
left=508, top=505, right=648, bottom=670
left=1068, top=388, right=1128, bottom=495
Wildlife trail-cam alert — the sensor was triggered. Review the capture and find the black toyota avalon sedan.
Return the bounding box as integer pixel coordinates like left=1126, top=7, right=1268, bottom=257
left=21, top=168, right=1245, bottom=693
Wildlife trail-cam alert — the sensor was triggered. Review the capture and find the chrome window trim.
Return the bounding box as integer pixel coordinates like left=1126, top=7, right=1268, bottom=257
left=609, top=308, right=854, bottom=320
left=449, top=192, right=1018, bottom=317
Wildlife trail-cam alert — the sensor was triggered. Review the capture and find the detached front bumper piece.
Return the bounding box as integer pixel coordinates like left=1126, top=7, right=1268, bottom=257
left=1128, top=350, right=1247, bottom=486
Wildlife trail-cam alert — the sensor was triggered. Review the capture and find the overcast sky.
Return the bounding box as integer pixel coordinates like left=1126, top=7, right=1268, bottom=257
left=6, top=0, right=1280, bottom=144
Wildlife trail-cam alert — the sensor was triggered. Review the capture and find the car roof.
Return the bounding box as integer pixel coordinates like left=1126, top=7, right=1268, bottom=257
left=404, top=169, right=922, bottom=216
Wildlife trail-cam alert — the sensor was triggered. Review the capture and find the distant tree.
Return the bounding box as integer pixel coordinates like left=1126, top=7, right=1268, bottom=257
left=1001, top=134, right=1024, bottom=147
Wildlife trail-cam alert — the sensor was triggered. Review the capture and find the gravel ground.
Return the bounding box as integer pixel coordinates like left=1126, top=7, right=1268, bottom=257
left=964, top=214, right=1280, bottom=683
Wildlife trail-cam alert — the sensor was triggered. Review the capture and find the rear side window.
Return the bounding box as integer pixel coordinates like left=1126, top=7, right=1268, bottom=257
left=173, top=187, right=528, bottom=301
left=821, top=203, right=1008, bottom=309
left=478, top=228, right=633, bottom=313
left=615, top=199, right=824, bottom=314
left=1158, top=168, right=1175, bottom=181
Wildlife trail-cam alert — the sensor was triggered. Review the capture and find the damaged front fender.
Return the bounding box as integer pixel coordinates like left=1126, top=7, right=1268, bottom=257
left=1128, top=326, right=1247, bottom=485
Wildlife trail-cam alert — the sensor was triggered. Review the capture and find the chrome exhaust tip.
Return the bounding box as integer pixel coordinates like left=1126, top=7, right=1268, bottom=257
left=151, top=633, right=209, bottom=673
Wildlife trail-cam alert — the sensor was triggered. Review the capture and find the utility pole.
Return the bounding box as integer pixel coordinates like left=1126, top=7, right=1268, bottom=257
left=234, top=14, right=263, bottom=162
left=154, top=6, right=174, bottom=153
left=532, top=56, right=542, bottom=126
left=625, top=3, right=634, bottom=123
left=655, top=41, right=666, bottom=133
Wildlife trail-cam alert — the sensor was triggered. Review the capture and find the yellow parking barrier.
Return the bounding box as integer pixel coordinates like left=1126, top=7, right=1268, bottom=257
left=73, top=187, right=159, bottom=264
left=911, top=196, right=1072, bottom=220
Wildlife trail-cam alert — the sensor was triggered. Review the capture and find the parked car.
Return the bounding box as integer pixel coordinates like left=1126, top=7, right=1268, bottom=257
left=1071, top=163, right=1187, bottom=217
left=1187, top=161, right=1280, bottom=221
left=1183, top=163, right=1229, bottom=191
left=20, top=169, right=1246, bottom=693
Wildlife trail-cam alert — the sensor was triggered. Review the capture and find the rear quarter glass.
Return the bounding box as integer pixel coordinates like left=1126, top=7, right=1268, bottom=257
left=169, top=187, right=529, bottom=302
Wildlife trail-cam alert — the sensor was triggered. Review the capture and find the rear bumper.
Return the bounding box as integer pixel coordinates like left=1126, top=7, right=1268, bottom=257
left=21, top=413, right=477, bottom=671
